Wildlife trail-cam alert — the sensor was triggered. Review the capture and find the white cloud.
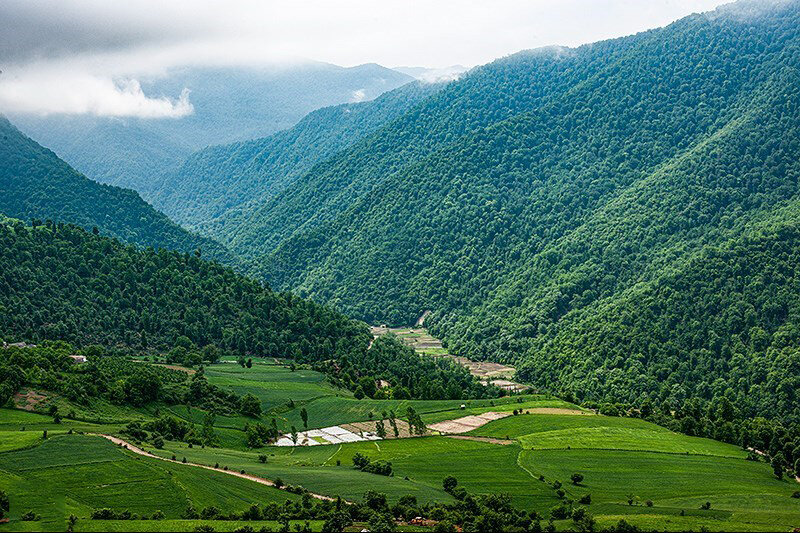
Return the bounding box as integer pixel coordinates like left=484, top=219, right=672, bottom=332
left=351, top=89, right=366, bottom=102
left=0, top=70, right=193, bottom=118
left=0, top=0, right=732, bottom=118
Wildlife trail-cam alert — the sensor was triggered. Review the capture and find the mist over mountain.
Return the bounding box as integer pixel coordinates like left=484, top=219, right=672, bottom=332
left=7, top=62, right=412, bottom=192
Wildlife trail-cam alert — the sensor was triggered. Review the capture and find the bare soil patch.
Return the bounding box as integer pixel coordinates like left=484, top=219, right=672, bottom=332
left=158, top=364, right=196, bottom=375
left=429, top=411, right=512, bottom=434
left=525, top=407, right=593, bottom=416
left=13, top=389, right=47, bottom=411
left=342, top=418, right=417, bottom=439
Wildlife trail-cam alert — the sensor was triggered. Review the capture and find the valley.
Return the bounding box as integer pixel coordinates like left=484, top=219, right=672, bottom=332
left=1, top=352, right=799, bottom=532
left=2, top=0, right=800, bottom=531
left=371, top=326, right=530, bottom=393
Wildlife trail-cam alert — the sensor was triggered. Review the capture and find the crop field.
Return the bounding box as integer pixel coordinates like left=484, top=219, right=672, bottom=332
left=524, top=449, right=800, bottom=530
left=279, top=393, right=571, bottom=430
left=0, top=435, right=300, bottom=532
left=468, top=413, right=747, bottom=457
left=76, top=520, right=326, bottom=532
left=204, top=360, right=346, bottom=408
left=146, top=439, right=454, bottom=505
left=462, top=412, right=800, bottom=530
left=3, top=359, right=800, bottom=532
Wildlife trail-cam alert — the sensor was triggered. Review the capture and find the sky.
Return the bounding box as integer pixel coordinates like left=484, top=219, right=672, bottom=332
left=0, top=0, right=732, bottom=118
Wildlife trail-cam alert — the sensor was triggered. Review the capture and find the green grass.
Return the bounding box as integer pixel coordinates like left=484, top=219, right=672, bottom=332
left=522, top=448, right=800, bottom=531
left=0, top=435, right=299, bottom=532
left=469, top=414, right=746, bottom=457
left=145, top=439, right=452, bottom=506
left=205, top=360, right=345, bottom=405
left=278, top=393, right=570, bottom=430
left=4, top=364, right=800, bottom=532
left=420, top=398, right=582, bottom=425
left=0, top=431, right=41, bottom=452
left=75, top=520, right=325, bottom=532
left=325, top=436, right=559, bottom=511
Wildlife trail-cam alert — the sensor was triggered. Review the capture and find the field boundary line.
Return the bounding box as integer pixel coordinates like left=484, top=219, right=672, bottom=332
left=526, top=446, right=747, bottom=460
left=323, top=444, right=342, bottom=466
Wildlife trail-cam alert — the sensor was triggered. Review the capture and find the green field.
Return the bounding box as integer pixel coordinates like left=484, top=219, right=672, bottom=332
left=469, top=413, right=746, bottom=457
left=205, top=360, right=347, bottom=409
left=3, top=358, right=800, bottom=532
left=0, top=435, right=300, bottom=532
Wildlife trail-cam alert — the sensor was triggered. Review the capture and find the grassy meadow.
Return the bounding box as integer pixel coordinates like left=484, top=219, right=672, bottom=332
left=2, top=355, right=799, bottom=532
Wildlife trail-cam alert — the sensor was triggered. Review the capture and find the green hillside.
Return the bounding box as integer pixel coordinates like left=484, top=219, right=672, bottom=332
left=214, top=1, right=800, bottom=420
left=0, top=117, right=230, bottom=262
left=0, top=220, right=365, bottom=355
left=146, top=81, right=441, bottom=241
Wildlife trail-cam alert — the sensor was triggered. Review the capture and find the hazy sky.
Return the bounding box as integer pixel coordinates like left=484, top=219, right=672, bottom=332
left=0, top=0, right=731, bottom=117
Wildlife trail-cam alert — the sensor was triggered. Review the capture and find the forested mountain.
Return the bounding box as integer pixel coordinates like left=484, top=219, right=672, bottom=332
left=216, top=1, right=800, bottom=421
left=9, top=63, right=412, bottom=192
left=146, top=81, right=443, bottom=240
left=0, top=117, right=230, bottom=261
left=0, top=219, right=366, bottom=356
left=0, top=220, right=491, bottom=401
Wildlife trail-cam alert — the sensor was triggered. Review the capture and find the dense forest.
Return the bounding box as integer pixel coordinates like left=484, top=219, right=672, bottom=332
left=0, top=219, right=364, bottom=356
left=0, top=117, right=231, bottom=262
left=145, top=81, right=442, bottom=241
left=0, top=220, right=492, bottom=403
left=186, top=2, right=800, bottom=422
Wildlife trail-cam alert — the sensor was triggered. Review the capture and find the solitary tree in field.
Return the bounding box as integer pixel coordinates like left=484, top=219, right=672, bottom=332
left=443, top=476, right=458, bottom=493
left=771, top=453, right=786, bottom=480
left=290, top=426, right=298, bottom=445
left=300, top=407, right=309, bottom=429
left=376, top=419, right=386, bottom=439
left=240, top=394, right=262, bottom=418
left=0, top=489, right=9, bottom=519
left=571, top=473, right=584, bottom=485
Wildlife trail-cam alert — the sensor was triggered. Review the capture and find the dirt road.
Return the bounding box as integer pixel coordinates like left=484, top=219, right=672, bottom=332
left=92, top=434, right=340, bottom=501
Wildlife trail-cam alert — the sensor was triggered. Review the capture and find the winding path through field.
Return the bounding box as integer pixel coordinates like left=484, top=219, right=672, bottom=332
left=91, top=434, right=341, bottom=502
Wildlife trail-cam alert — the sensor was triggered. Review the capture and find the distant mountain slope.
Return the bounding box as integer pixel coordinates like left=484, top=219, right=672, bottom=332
left=147, top=81, right=442, bottom=240
left=9, top=62, right=413, bottom=193
left=0, top=117, right=231, bottom=262
left=220, top=1, right=800, bottom=419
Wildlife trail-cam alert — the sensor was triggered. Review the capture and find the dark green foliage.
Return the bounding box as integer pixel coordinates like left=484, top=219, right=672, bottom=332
left=0, top=489, right=8, bottom=520
left=0, top=117, right=230, bottom=262
left=239, top=394, right=262, bottom=418
left=217, top=1, right=800, bottom=423
left=0, top=220, right=368, bottom=358
left=148, top=81, right=441, bottom=239
left=352, top=452, right=393, bottom=476
left=317, top=334, right=494, bottom=400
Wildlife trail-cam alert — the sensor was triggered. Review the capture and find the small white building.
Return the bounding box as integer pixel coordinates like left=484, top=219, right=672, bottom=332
left=68, top=355, right=87, bottom=364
